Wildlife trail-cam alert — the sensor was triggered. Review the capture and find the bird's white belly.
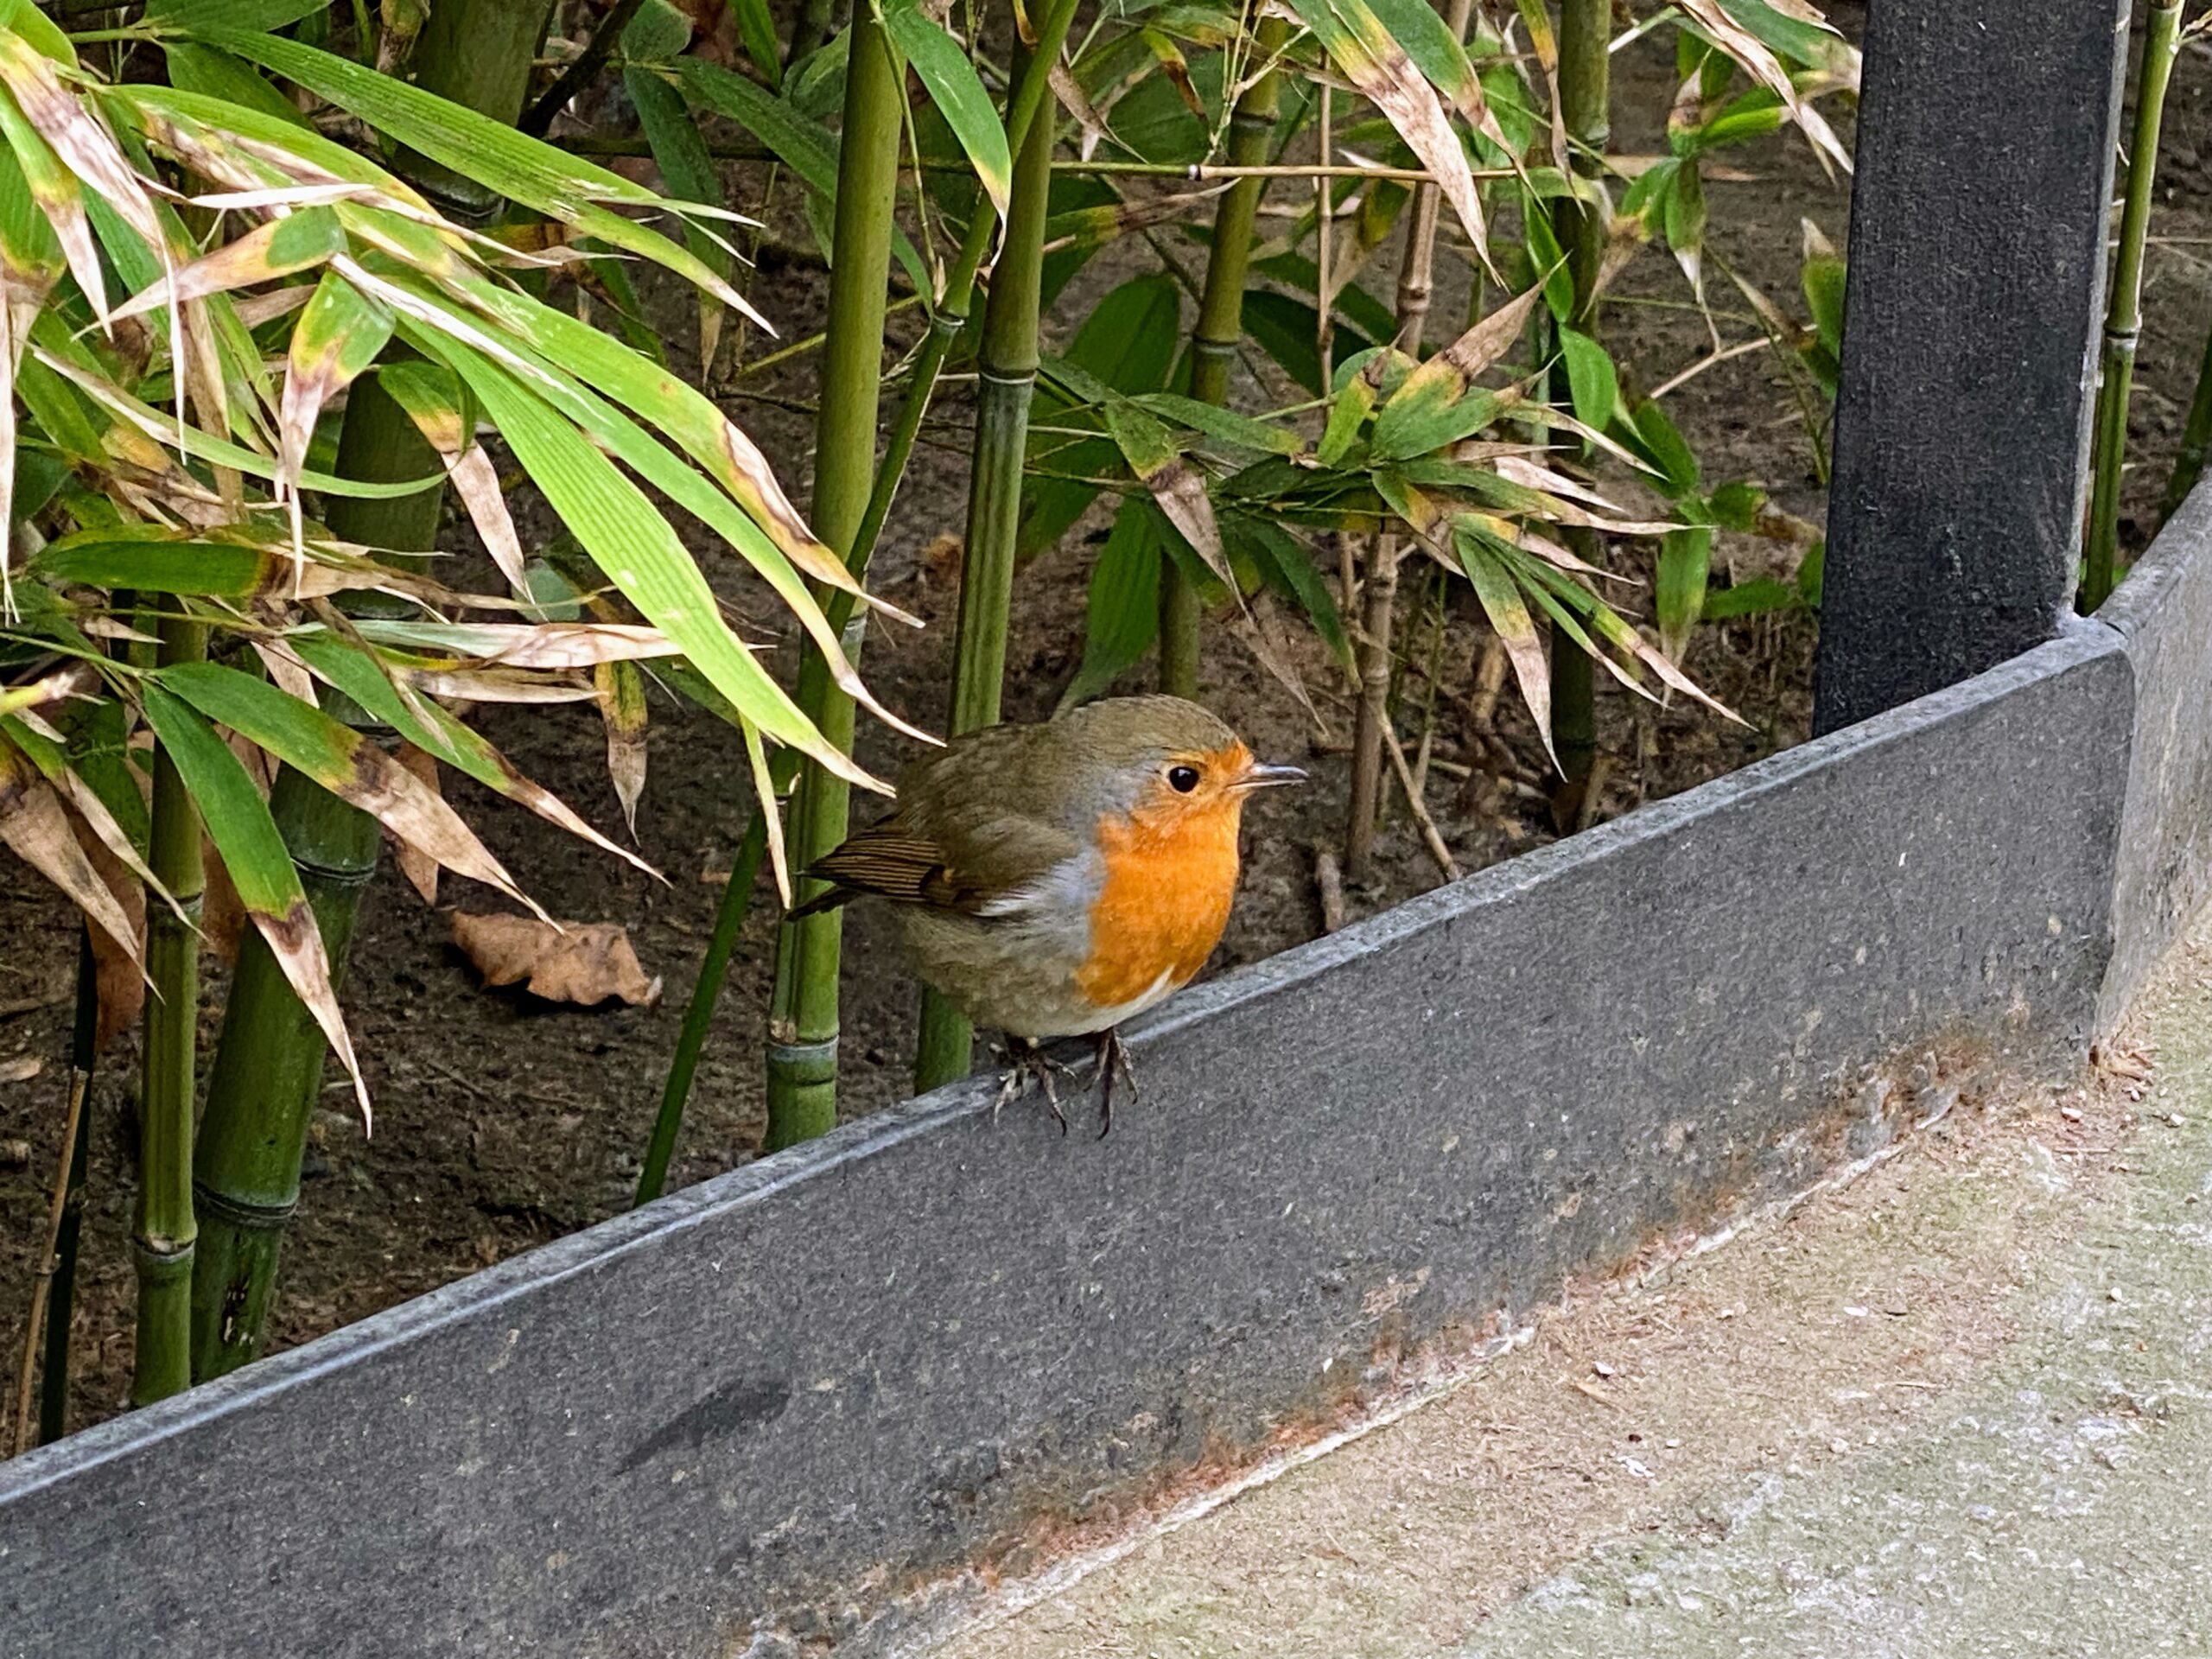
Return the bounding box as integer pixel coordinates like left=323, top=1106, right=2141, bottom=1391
left=1054, top=964, right=1183, bottom=1035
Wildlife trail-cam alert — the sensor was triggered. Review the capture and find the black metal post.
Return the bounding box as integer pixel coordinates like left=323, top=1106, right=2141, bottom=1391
left=1813, top=1, right=2133, bottom=734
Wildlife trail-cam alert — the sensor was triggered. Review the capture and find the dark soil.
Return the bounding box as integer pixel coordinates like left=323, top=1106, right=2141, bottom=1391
left=3, top=5, right=2209, bottom=1441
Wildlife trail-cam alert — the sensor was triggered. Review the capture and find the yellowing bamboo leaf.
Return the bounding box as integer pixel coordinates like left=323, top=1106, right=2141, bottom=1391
left=598, top=658, right=646, bottom=838
left=110, top=205, right=345, bottom=323
left=1100, top=398, right=1230, bottom=591
left=286, top=632, right=661, bottom=880
left=1456, top=531, right=1554, bottom=772
left=162, top=659, right=543, bottom=914
left=1284, top=0, right=1493, bottom=275
left=1370, top=283, right=1542, bottom=460
left=278, top=270, right=394, bottom=533
left=1677, top=0, right=1851, bottom=176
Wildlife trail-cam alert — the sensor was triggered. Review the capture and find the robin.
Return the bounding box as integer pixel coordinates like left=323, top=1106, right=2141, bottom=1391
left=794, top=695, right=1306, bottom=1131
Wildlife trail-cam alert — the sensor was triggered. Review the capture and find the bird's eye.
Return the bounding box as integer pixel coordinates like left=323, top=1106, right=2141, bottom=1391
left=1167, top=764, right=1201, bottom=793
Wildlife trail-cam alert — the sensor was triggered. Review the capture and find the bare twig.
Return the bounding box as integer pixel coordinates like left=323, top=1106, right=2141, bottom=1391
left=523, top=0, right=651, bottom=137
left=1313, top=848, right=1348, bottom=933
left=1385, top=720, right=1461, bottom=881
left=12, top=1062, right=90, bottom=1456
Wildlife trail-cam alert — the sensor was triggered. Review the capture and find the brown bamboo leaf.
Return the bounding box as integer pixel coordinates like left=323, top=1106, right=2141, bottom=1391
left=0, top=35, right=164, bottom=251
left=391, top=742, right=441, bottom=905
left=64, top=808, right=146, bottom=1050
left=0, top=739, right=139, bottom=963
left=450, top=912, right=662, bottom=1007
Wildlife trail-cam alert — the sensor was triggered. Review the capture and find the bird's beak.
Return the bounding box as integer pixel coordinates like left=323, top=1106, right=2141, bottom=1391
left=1235, top=760, right=1308, bottom=791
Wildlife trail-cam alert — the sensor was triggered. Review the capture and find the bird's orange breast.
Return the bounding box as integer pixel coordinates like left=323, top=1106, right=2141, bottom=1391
left=1075, top=799, right=1242, bottom=1010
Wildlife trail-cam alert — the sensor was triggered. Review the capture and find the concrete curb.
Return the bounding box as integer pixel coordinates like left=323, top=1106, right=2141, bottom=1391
left=3, top=573, right=2187, bottom=1654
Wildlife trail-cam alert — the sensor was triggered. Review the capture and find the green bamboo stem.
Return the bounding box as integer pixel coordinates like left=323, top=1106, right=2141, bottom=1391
left=13, top=934, right=95, bottom=1451
left=1346, top=0, right=1466, bottom=878
left=2162, top=316, right=2212, bottom=526
left=1160, top=16, right=1289, bottom=699
left=133, top=611, right=207, bottom=1408
left=404, top=0, right=556, bottom=216
left=637, top=804, right=772, bottom=1204
left=2082, top=0, right=2183, bottom=613
left=645, top=3, right=1078, bottom=1163
left=1545, top=0, right=1610, bottom=822
left=765, top=10, right=906, bottom=1150
left=189, top=772, right=378, bottom=1382
left=912, top=29, right=1059, bottom=1092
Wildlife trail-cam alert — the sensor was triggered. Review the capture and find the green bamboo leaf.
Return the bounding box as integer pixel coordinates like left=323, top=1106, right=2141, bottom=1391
left=1231, top=513, right=1350, bottom=666
left=626, top=66, right=730, bottom=283
left=1370, top=283, right=1543, bottom=461
left=34, top=526, right=384, bottom=598
left=382, top=281, right=912, bottom=734
left=881, top=0, right=1011, bottom=223
left=620, top=0, right=695, bottom=60
left=728, top=0, right=785, bottom=88
left=193, top=29, right=760, bottom=321
left=1100, top=397, right=1230, bottom=588
left=148, top=0, right=334, bottom=29
left=158, top=41, right=316, bottom=129
left=1557, top=325, right=1621, bottom=433
left=159, top=660, right=535, bottom=906
left=1132, top=392, right=1303, bottom=457
left=1802, top=240, right=1845, bottom=358
left=440, top=349, right=885, bottom=792
left=665, top=56, right=928, bottom=291
left=137, top=682, right=370, bottom=1120
left=1059, top=497, right=1162, bottom=710
left=1656, top=525, right=1713, bottom=661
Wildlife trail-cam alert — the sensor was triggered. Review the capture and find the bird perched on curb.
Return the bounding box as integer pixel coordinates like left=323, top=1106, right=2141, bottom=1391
left=793, top=695, right=1305, bottom=1132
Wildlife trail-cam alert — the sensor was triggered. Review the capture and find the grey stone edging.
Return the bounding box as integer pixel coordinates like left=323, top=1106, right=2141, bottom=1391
left=17, top=497, right=2212, bottom=1653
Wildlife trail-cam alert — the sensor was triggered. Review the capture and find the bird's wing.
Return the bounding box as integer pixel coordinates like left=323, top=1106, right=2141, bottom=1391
left=796, top=811, right=1082, bottom=919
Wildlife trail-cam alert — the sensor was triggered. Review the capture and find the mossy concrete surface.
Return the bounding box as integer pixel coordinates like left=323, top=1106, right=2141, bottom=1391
left=940, top=918, right=2212, bottom=1659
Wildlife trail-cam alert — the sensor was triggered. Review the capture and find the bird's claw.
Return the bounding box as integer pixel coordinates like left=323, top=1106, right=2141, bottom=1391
left=1092, top=1027, right=1136, bottom=1138
left=993, top=1039, right=1073, bottom=1134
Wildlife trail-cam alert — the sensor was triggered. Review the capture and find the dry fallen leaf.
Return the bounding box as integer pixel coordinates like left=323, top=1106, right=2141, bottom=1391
left=0, top=1055, right=41, bottom=1084
left=449, top=912, right=661, bottom=1007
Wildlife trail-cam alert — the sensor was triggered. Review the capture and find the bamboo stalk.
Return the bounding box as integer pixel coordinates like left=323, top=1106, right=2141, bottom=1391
left=14, top=935, right=95, bottom=1452
left=649, top=0, right=1078, bottom=1167
left=785, top=0, right=838, bottom=69
left=2162, top=318, right=2212, bottom=526
left=1545, top=0, right=1611, bottom=823
left=2082, top=0, right=2183, bottom=613
left=1160, top=13, right=1289, bottom=699
left=133, top=611, right=207, bottom=1408
left=912, top=27, right=1061, bottom=1091
left=1344, top=0, right=1466, bottom=879
left=189, top=772, right=378, bottom=1382
left=765, top=10, right=906, bottom=1149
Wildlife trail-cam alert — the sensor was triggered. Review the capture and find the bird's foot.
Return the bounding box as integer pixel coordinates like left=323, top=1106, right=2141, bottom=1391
left=993, top=1039, right=1075, bottom=1134
left=1091, top=1027, right=1136, bottom=1138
